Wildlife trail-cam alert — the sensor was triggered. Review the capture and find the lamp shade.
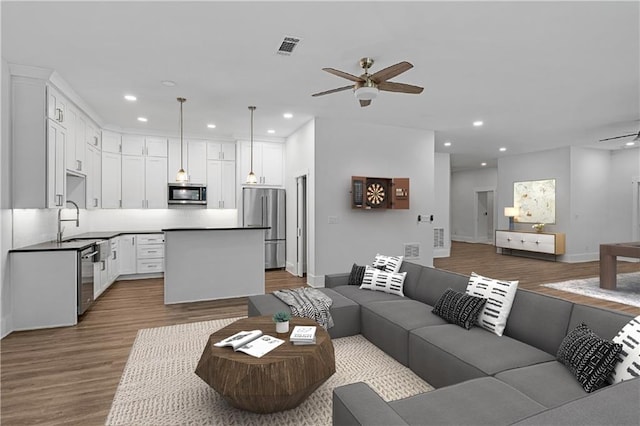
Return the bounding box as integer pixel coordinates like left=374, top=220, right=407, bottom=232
left=504, top=207, right=518, bottom=217
left=354, top=86, right=379, bottom=101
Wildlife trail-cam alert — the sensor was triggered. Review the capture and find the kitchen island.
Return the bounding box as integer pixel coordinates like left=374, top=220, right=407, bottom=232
left=163, top=227, right=269, bottom=304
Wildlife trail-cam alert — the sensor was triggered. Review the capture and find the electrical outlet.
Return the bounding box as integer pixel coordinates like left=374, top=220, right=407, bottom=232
left=328, top=215, right=339, bottom=224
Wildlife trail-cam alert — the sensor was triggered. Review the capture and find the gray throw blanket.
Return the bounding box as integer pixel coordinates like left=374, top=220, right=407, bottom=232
left=272, top=287, right=334, bottom=330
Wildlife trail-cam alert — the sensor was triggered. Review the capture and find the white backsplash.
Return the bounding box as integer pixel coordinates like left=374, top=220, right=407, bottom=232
left=12, top=208, right=238, bottom=248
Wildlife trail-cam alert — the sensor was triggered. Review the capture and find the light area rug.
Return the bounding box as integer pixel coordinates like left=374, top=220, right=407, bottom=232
left=541, top=271, right=640, bottom=308
left=106, top=317, right=433, bottom=425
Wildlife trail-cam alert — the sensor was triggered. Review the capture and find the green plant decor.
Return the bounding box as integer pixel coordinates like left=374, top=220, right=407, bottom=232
left=272, top=311, right=291, bottom=323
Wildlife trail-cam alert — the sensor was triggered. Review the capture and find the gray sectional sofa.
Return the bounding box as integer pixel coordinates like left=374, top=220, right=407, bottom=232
left=248, top=261, right=640, bottom=425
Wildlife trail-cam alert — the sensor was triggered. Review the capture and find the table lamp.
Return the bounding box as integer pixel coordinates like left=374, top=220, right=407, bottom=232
left=504, top=207, right=518, bottom=231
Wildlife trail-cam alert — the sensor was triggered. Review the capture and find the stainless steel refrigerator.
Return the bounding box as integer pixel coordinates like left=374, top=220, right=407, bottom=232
left=242, top=188, right=286, bottom=269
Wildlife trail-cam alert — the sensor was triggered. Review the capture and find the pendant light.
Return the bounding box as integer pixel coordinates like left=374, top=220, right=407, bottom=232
left=246, top=106, right=258, bottom=184
left=176, top=97, right=188, bottom=182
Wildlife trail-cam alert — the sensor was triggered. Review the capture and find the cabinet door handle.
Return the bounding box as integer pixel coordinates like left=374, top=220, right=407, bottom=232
left=77, top=160, right=82, bottom=171
left=56, top=108, right=63, bottom=122
left=113, top=250, right=117, bottom=260
left=94, top=136, right=99, bottom=146
left=94, top=198, right=98, bottom=207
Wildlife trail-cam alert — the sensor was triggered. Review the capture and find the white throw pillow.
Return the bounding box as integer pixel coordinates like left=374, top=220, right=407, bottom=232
left=372, top=253, right=403, bottom=273
left=360, top=265, right=407, bottom=297
left=466, top=272, right=519, bottom=336
left=609, top=315, right=640, bottom=385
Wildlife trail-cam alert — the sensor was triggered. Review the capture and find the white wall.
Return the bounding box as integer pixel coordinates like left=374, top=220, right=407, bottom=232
left=284, top=119, right=315, bottom=280
left=607, top=147, right=640, bottom=243
left=433, top=152, right=451, bottom=257
left=313, top=118, right=435, bottom=282
left=450, top=167, right=498, bottom=242
left=1, top=58, right=13, bottom=337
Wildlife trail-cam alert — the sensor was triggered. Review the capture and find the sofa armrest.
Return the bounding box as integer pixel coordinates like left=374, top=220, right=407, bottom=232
left=333, top=382, right=408, bottom=426
left=325, top=272, right=350, bottom=288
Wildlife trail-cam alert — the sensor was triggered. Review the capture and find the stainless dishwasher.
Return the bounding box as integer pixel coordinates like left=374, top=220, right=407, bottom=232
left=78, top=244, right=99, bottom=315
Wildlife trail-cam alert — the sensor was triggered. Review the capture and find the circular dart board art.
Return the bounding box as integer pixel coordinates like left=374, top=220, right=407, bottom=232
left=366, top=179, right=388, bottom=208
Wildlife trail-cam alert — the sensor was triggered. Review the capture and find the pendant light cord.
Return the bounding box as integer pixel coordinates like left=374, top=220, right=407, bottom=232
left=178, top=97, right=186, bottom=170
left=249, top=106, right=256, bottom=173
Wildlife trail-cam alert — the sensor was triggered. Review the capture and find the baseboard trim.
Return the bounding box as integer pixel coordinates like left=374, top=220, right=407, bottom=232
left=1, top=313, right=12, bottom=339
left=433, top=248, right=451, bottom=258
left=307, top=273, right=325, bottom=288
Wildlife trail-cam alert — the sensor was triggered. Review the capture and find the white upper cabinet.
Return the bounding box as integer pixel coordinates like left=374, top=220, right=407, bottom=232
left=145, top=137, right=168, bottom=157
left=65, top=106, right=87, bottom=175
left=207, top=141, right=236, bottom=161
left=121, top=155, right=145, bottom=208
left=207, top=160, right=236, bottom=209
left=145, top=156, right=168, bottom=208
left=121, top=135, right=145, bottom=156
left=47, top=86, right=67, bottom=128
left=186, top=140, right=207, bottom=184
left=47, top=120, right=67, bottom=207
left=102, top=151, right=122, bottom=208
left=239, top=141, right=284, bottom=186
left=86, top=144, right=101, bottom=209
left=102, top=130, right=121, bottom=154
left=85, top=122, right=100, bottom=149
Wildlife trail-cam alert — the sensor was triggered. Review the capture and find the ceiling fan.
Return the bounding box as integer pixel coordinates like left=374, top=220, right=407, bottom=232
left=311, top=57, right=424, bottom=107
left=598, top=130, right=640, bottom=143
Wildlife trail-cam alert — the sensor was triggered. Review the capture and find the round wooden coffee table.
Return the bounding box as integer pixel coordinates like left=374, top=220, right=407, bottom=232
left=195, top=316, right=335, bottom=413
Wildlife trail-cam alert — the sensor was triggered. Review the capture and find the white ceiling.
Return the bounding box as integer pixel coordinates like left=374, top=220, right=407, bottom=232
left=2, top=1, right=639, bottom=171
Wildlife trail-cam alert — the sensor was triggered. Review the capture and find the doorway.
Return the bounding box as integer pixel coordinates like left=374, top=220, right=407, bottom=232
left=633, top=177, right=640, bottom=241
left=295, top=175, right=307, bottom=277
left=475, top=189, right=495, bottom=243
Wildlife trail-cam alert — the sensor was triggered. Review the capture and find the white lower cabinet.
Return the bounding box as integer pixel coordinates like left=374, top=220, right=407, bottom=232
left=136, top=234, right=165, bottom=273
left=118, top=235, right=137, bottom=275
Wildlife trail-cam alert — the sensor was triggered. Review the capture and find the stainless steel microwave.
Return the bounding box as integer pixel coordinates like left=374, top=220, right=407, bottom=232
left=168, top=183, right=207, bottom=205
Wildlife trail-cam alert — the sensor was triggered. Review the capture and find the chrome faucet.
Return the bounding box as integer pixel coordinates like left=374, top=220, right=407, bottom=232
left=57, top=200, right=80, bottom=243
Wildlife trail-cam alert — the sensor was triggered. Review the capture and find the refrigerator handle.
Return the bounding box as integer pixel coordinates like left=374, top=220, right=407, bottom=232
left=261, top=195, right=266, bottom=226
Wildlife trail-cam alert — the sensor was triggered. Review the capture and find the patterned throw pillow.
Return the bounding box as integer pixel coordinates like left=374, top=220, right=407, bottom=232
left=431, top=288, right=487, bottom=330
left=466, top=272, right=519, bottom=336
left=359, top=265, right=407, bottom=297
left=557, top=323, right=623, bottom=392
left=348, top=263, right=366, bottom=286
left=609, top=315, right=640, bottom=385
left=372, top=253, right=403, bottom=273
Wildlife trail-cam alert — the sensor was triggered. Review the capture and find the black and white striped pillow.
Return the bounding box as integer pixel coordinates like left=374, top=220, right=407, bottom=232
left=557, top=323, right=622, bottom=393
left=348, top=263, right=366, bottom=286
left=466, top=272, right=519, bottom=336
left=431, top=288, right=487, bottom=330
left=359, top=265, right=407, bottom=297
left=372, top=253, right=403, bottom=273
left=609, top=315, right=640, bottom=384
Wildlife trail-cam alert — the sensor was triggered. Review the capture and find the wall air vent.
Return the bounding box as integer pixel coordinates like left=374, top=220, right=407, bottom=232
left=433, top=228, right=445, bottom=248
left=276, top=36, right=301, bottom=56
left=404, top=243, right=420, bottom=260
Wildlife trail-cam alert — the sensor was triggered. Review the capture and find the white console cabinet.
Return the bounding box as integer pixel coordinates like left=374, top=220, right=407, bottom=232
left=495, top=230, right=565, bottom=256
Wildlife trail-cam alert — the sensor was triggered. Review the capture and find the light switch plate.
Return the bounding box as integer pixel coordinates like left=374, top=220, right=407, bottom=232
left=328, top=215, right=339, bottom=224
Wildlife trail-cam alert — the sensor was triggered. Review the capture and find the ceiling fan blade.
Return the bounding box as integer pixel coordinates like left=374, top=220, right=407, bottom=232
left=323, top=68, right=365, bottom=83
left=359, top=99, right=372, bottom=107
left=311, top=85, right=354, bottom=97
left=370, top=61, right=413, bottom=83
left=378, top=81, right=424, bottom=94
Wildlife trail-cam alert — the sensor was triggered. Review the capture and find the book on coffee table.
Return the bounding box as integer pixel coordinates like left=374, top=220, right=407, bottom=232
left=290, top=326, right=317, bottom=345
left=214, top=330, right=285, bottom=358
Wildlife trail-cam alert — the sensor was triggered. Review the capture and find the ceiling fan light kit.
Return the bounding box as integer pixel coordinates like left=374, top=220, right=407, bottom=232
left=312, top=57, right=423, bottom=107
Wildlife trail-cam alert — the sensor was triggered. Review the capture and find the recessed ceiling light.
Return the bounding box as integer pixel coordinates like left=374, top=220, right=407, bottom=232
left=137, top=117, right=148, bottom=122
left=207, top=124, right=216, bottom=129
left=626, top=141, right=636, bottom=146
left=267, top=129, right=276, bottom=134
left=444, top=141, right=452, bottom=147
left=161, top=80, right=176, bottom=87
left=124, top=94, right=137, bottom=101
left=283, top=113, right=293, bottom=119
left=481, top=162, right=487, bottom=166
left=473, top=121, right=484, bottom=127
left=499, top=147, right=507, bottom=152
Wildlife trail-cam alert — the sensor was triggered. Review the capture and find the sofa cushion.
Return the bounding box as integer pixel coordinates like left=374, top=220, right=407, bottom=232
left=431, top=288, right=486, bottom=330
left=389, top=377, right=545, bottom=426
left=609, top=315, right=640, bottom=385
left=407, top=266, right=469, bottom=305
left=504, top=289, right=573, bottom=355
left=568, top=303, right=634, bottom=340
left=331, top=285, right=402, bottom=305
left=397, top=261, right=424, bottom=298
left=347, top=263, right=366, bottom=286
left=495, top=361, right=588, bottom=408
left=557, top=323, right=622, bottom=392
left=411, top=324, right=556, bottom=377
left=360, top=265, right=407, bottom=297
left=361, top=299, right=448, bottom=365
left=372, top=253, right=403, bottom=273
left=511, top=377, right=640, bottom=426
left=466, top=272, right=518, bottom=336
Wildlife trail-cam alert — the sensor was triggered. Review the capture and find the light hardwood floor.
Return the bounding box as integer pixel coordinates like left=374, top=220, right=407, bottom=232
left=1, top=242, right=638, bottom=425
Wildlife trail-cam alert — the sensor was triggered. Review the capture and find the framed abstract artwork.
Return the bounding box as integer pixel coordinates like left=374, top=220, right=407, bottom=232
left=513, top=179, right=556, bottom=224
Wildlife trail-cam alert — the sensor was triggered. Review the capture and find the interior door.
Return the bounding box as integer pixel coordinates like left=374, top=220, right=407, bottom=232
left=296, top=176, right=307, bottom=277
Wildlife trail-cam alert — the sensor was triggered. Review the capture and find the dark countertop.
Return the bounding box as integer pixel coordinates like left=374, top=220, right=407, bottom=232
left=10, top=230, right=163, bottom=253
left=162, top=227, right=270, bottom=232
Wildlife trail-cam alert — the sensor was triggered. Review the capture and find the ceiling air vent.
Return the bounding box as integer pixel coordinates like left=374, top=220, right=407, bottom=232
left=276, top=36, right=301, bottom=56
